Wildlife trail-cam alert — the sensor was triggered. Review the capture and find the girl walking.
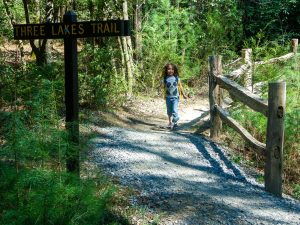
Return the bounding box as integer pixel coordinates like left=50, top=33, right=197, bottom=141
left=159, top=63, right=187, bottom=129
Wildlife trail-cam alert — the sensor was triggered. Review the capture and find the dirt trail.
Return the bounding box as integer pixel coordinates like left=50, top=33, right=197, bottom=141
left=111, top=95, right=210, bottom=132
left=88, top=96, right=300, bottom=225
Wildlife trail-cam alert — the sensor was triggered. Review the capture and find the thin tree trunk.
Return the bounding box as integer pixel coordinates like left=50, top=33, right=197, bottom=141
left=22, top=0, right=48, bottom=65
left=134, top=0, right=143, bottom=61
left=58, top=6, right=64, bottom=22
left=88, top=0, right=94, bottom=19
left=121, top=35, right=132, bottom=96
left=122, top=0, right=134, bottom=97
left=86, top=0, right=96, bottom=46
left=118, top=37, right=127, bottom=85
left=111, top=54, right=118, bottom=80
left=72, top=0, right=76, bottom=11
left=45, top=0, right=54, bottom=63
left=110, top=46, right=119, bottom=90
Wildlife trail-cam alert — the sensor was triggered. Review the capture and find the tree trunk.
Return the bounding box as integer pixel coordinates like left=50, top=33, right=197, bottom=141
left=122, top=0, right=134, bottom=98
left=170, top=0, right=177, bottom=7
left=118, top=37, right=127, bottom=85
left=58, top=6, right=64, bottom=22
left=45, top=0, right=54, bottom=63
left=242, top=48, right=253, bottom=91
left=72, top=0, right=76, bottom=11
left=86, top=0, right=96, bottom=46
left=121, top=34, right=132, bottom=96
left=134, top=0, right=143, bottom=62
left=22, top=0, right=49, bottom=65
left=111, top=51, right=118, bottom=81
left=88, top=0, right=94, bottom=19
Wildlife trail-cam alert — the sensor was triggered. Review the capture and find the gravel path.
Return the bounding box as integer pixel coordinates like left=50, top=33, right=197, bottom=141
left=88, top=98, right=300, bottom=224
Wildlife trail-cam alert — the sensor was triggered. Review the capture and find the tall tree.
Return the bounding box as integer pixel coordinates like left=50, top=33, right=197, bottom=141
left=122, top=0, right=134, bottom=97
left=133, top=0, right=143, bottom=62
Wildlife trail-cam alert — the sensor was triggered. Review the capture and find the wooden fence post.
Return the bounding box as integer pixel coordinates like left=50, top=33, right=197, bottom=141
left=242, top=49, right=253, bottom=92
left=291, top=39, right=298, bottom=54
left=265, top=82, right=286, bottom=197
left=208, top=55, right=223, bottom=140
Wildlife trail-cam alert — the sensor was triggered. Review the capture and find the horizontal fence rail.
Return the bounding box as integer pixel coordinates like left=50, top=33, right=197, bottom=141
left=224, top=38, right=298, bottom=93
left=215, top=75, right=268, bottom=116
left=208, top=39, right=297, bottom=197
left=215, top=106, right=266, bottom=154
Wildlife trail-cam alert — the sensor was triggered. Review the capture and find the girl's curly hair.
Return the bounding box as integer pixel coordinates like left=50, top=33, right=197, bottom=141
left=163, top=63, right=179, bottom=77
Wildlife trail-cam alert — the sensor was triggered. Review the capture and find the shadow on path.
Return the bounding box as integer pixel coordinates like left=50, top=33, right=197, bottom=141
left=91, top=116, right=300, bottom=224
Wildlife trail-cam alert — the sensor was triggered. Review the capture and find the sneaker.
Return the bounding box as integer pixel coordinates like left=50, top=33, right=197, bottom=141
left=167, top=123, right=173, bottom=129
left=173, top=123, right=178, bottom=129
left=172, top=116, right=179, bottom=124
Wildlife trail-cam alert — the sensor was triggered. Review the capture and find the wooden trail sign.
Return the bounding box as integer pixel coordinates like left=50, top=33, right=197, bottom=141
left=13, top=20, right=130, bottom=39
left=13, top=11, right=131, bottom=174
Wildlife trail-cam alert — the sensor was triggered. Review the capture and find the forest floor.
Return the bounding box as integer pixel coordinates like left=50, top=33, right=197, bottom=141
left=84, top=94, right=300, bottom=225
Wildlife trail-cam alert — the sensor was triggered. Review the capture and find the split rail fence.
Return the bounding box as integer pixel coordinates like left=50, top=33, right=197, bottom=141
left=208, top=39, right=298, bottom=197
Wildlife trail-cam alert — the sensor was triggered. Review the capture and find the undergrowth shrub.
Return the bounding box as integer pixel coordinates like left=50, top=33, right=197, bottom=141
left=0, top=60, right=131, bottom=224
left=243, top=32, right=290, bottom=61
left=79, top=43, right=127, bottom=109
left=0, top=165, right=119, bottom=225
left=0, top=74, right=67, bottom=168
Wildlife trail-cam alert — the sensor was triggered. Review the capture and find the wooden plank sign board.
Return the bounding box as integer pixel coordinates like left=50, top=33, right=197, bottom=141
left=13, top=20, right=130, bottom=39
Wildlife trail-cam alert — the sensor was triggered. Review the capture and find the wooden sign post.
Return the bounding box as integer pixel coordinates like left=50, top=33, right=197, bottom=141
left=13, top=11, right=131, bottom=174
left=64, top=11, right=79, bottom=174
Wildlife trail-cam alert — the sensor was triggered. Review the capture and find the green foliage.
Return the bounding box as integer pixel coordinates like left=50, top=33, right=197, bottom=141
left=232, top=154, right=242, bottom=164
left=0, top=59, right=131, bottom=224
left=0, top=1, right=24, bottom=40
left=79, top=43, right=127, bottom=108
left=256, top=174, right=264, bottom=183
left=140, top=0, right=243, bottom=92
left=0, top=6, right=10, bottom=41
left=201, top=0, right=243, bottom=56
left=0, top=165, right=119, bottom=225
left=0, top=60, right=64, bottom=111
left=0, top=63, right=16, bottom=103
left=0, top=64, right=67, bottom=167
left=294, top=185, right=300, bottom=199
left=140, top=2, right=195, bottom=86
left=1, top=110, right=68, bottom=167
left=0, top=0, right=299, bottom=203
left=240, top=0, right=300, bottom=41
left=243, top=34, right=290, bottom=62
left=231, top=106, right=267, bottom=143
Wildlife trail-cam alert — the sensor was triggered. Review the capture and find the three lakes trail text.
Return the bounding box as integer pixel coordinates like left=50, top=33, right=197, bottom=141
left=13, top=20, right=130, bottom=39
